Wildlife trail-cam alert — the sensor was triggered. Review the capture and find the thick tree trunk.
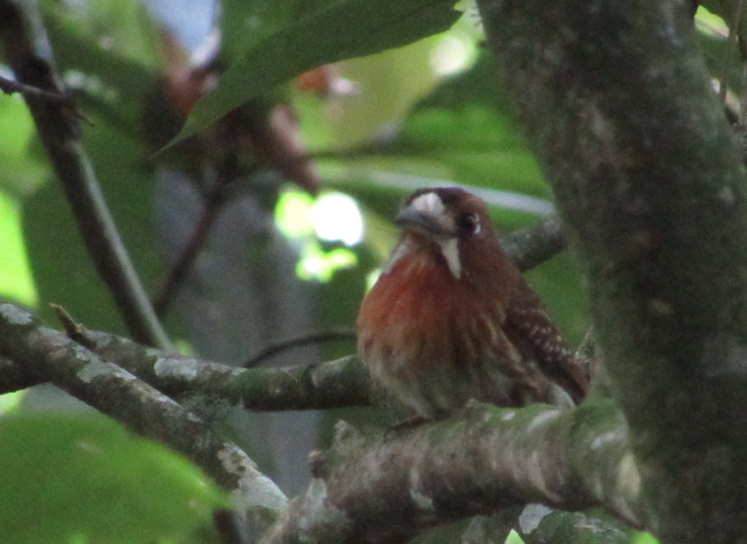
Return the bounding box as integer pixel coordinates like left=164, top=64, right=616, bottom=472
left=478, top=0, right=747, bottom=542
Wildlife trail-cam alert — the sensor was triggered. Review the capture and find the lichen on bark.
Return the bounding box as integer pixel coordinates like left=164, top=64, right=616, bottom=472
left=478, top=0, right=747, bottom=541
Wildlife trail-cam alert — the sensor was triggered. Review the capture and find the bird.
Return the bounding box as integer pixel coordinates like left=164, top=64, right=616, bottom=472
left=356, top=187, right=589, bottom=420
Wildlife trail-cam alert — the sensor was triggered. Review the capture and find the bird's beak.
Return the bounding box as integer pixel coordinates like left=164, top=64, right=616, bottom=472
left=395, top=207, right=453, bottom=238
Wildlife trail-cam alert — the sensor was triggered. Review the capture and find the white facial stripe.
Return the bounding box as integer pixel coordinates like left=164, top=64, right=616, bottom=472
left=410, top=192, right=445, bottom=218
left=439, top=238, right=461, bottom=278
left=402, top=191, right=463, bottom=279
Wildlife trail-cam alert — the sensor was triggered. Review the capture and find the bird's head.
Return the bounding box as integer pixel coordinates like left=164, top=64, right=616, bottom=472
left=388, top=187, right=509, bottom=281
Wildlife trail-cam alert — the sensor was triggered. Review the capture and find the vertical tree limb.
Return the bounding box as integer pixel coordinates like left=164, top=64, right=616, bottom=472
left=478, top=0, right=747, bottom=541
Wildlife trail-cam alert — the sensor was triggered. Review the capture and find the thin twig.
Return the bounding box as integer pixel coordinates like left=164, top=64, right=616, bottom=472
left=244, top=328, right=357, bottom=368
left=0, top=74, right=73, bottom=104
left=153, top=170, right=232, bottom=318
left=51, top=303, right=90, bottom=347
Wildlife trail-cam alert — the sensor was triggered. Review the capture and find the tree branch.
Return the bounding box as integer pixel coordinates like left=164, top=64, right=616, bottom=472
left=0, top=0, right=172, bottom=350
left=0, top=74, right=73, bottom=104
left=88, top=328, right=372, bottom=411
left=260, top=401, right=641, bottom=544
left=243, top=328, right=357, bottom=368
left=479, top=0, right=747, bottom=541
left=0, top=306, right=372, bottom=410
left=501, top=213, right=565, bottom=272
left=153, top=163, right=233, bottom=319
left=0, top=303, right=286, bottom=535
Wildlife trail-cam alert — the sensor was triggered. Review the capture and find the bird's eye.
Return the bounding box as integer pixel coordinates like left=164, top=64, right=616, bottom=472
left=457, top=213, right=480, bottom=235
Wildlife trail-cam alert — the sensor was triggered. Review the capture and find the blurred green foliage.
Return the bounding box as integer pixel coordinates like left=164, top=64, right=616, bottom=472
left=0, top=412, right=228, bottom=544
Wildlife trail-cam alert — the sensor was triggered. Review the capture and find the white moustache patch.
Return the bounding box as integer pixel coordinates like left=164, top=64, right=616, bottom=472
left=439, top=238, right=461, bottom=279
left=410, top=193, right=461, bottom=278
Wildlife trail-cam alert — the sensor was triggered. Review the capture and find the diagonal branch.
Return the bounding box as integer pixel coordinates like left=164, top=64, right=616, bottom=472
left=78, top=326, right=372, bottom=411
left=501, top=213, right=565, bottom=272
left=0, top=303, right=286, bottom=533
left=0, top=0, right=171, bottom=350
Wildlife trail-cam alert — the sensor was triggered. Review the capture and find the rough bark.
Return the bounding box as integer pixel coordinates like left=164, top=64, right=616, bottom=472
left=259, top=402, right=640, bottom=544
left=0, top=303, right=287, bottom=537
left=478, top=0, right=747, bottom=542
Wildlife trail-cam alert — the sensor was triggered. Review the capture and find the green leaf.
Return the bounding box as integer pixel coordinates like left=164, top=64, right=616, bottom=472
left=0, top=194, right=37, bottom=307
left=401, top=53, right=548, bottom=197
left=42, top=0, right=160, bottom=72
left=42, top=0, right=160, bottom=137
left=0, top=413, right=229, bottom=544
left=174, top=0, right=460, bottom=144
left=0, top=95, right=49, bottom=198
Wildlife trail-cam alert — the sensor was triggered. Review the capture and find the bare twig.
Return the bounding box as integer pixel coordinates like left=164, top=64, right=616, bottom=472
left=0, top=0, right=172, bottom=350
left=244, top=328, right=357, bottom=368
left=153, top=167, right=233, bottom=318
left=0, top=74, right=72, bottom=104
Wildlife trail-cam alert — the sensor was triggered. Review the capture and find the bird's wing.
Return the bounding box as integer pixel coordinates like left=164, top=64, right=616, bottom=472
left=503, top=287, right=590, bottom=404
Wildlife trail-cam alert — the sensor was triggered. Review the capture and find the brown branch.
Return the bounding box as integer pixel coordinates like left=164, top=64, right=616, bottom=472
left=0, top=74, right=73, bottom=104
left=0, top=0, right=172, bottom=350
left=0, top=302, right=286, bottom=532
left=153, top=167, right=233, bottom=318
